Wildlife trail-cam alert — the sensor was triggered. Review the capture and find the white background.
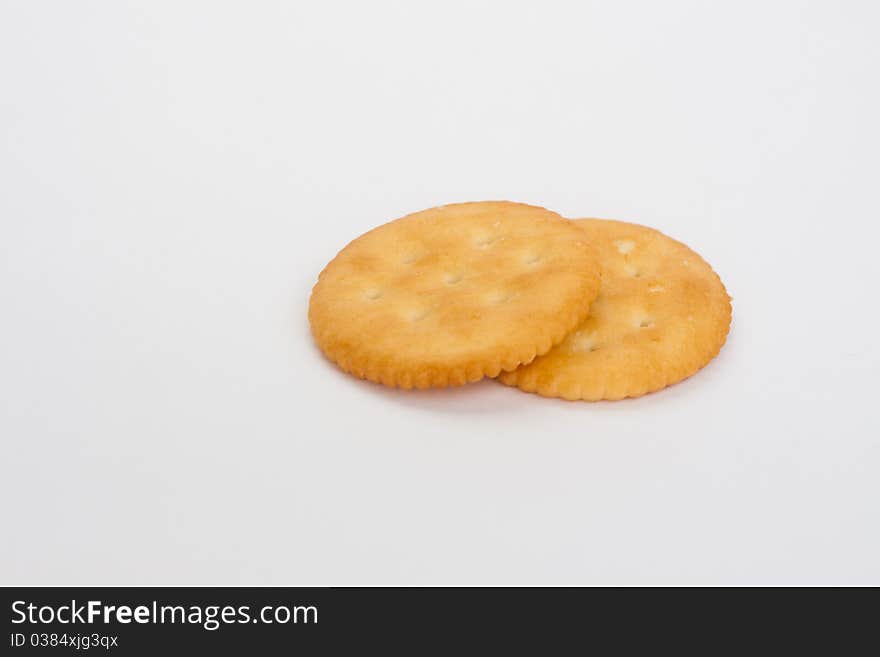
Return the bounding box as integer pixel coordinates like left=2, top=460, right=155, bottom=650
left=2, top=1, right=878, bottom=585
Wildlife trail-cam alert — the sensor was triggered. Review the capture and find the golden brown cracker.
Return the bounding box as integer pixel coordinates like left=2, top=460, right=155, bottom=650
left=499, top=219, right=731, bottom=400
left=309, top=202, right=602, bottom=388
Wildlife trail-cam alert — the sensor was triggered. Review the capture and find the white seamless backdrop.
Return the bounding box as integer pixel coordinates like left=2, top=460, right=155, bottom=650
left=1, top=1, right=878, bottom=585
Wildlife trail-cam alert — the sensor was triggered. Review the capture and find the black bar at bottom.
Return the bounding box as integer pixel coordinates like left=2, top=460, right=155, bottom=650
left=1, top=586, right=872, bottom=654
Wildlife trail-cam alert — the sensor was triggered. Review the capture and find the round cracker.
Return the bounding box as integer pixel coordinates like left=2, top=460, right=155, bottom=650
left=309, top=202, right=602, bottom=389
left=498, top=219, right=731, bottom=401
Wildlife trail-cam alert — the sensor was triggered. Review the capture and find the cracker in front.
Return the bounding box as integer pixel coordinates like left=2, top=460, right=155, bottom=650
left=308, top=202, right=602, bottom=389
left=499, top=219, right=731, bottom=401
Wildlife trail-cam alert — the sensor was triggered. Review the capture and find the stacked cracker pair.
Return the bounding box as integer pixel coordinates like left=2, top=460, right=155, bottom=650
left=309, top=202, right=730, bottom=401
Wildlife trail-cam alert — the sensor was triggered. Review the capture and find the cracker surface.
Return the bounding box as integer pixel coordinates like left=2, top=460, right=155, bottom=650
left=499, top=219, right=731, bottom=401
left=309, top=202, right=602, bottom=388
